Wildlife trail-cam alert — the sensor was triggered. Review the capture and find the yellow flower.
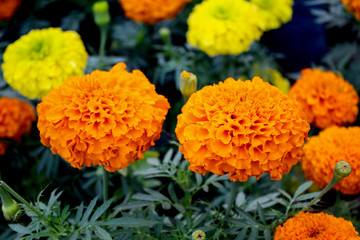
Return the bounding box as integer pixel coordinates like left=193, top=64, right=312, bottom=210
left=250, top=0, right=293, bottom=31
left=187, top=0, right=263, bottom=56
left=2, top=28, right=88, bottom=99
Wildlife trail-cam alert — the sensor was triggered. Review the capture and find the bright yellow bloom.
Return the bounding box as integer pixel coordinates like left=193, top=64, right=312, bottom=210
left=2, top=28, right=88, bottom=99
left=251, top=0, right=293, bottom=31
left=187, top=0, right=263, bottom=56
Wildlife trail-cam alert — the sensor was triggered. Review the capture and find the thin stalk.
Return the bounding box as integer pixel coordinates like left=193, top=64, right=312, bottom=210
left=225, top=181, right=240, bottom=218
left=102, top=167, right=109, bottom=203
left=98, top=26, right=108, bottom=69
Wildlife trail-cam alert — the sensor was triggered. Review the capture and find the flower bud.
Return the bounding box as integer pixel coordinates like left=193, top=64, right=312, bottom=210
left=334, top=161, right=352, bottom=180
left=93, top=1, right=111, bottom=27
left=0, top=187, right=19, bottom=221
left=180, top=70, right=197, bottom=101
left=159, top=27, right=171, bottom=43
left=192, top=230, right=206, bottom=240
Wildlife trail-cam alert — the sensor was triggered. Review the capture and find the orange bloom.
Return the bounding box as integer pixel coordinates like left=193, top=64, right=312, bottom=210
left=342, top=0, right=360, bottom=20
left=288, top=68, right=359, bottom=129
left=0, top=0, right=21, bottom=21
left=175, top=77, right=310, bottom=182
left=119, top=0, right=191, bottom=24
left=302, top=126, right=360, bottom=195
left=0, top=143, right=8, bottom=155
left=274, top=212, right=360, bottom=240
left=37, top=63, right=170, bottom=172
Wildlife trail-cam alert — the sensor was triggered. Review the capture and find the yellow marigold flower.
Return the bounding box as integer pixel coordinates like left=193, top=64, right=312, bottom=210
left=274, top=212, right=360, bottom=240
left=186, top=0, right=263, bottom=56
left=119, top=0, right=191, bottom=24
left=0, top=97, right=35, bottom=141
left=37, top=63, right=170, bottom=172
left=342, top=0, right=360, bottom=20
left=250, top=0, right=293, bottom=31
left=2, top=27, right=88, bottom=99
left=302, top=126, right=360, bottom=195
left=175, top=77, right=310, bottom=182
left=288, top=68, right=359, bottom=129
left=0, top=0, right=21, bottom=21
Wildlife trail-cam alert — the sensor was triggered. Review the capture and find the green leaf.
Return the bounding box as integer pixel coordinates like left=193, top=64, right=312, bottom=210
left=235, top=227, right=248, bottom=240
left=293, top=181, right=313, bottom=199
left=173, top=203, right=185, bottom=213
left=69, top=230, right=79, bottom=240
left=132, top=193, right=160, bottom=202
left=8, top=224, right=31, bottom=234
left=248, top=228, right=258, bottom=240
left=98, top=217, right=160, bottom=227
left=195, top=173, right=203, bottom=187
left=163, top=148, right=174, bottom=164
left=90, top=199, right=113, bottom=223
left=74, top=202, right=84, bottom=224
left=144, top=188, right=171, bottom=202
left=237, top=209, right=258, bottom=225
left=236, top=192, right=246, bottom=207
left=161, top=202, right=171, bottom=210
left=85, top=228, right=92, bottom=240
left=172, top=150, right=183, bottom=167
left=115, top=201, right=151, bottom=210
left=79, top=197, right=98, bottom=226
left=94, top=225, right=112, bottom=240
left=193, top=213, right=208, bottom=228
left=257, top=202, right=266, bottom=224
left=168, top=183, right=178, bottom=202
left=295, top=191, right=321, bottom=201
left=277, top=189, right=292, bottom=201
left=264, top=229, right=272, bottom=240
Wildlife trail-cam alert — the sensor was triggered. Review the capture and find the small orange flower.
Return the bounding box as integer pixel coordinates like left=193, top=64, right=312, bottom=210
left=342, top=0, right=360, bottom=20
left=175, top=77, right=310, bottom=182
left=37, top=63, right=170, bottom=172
left=0, top=97, right=35, bottom=155
left=274, top=212, right=360, bottom=240
left=288, top=68, right=359, bottom=129
left=119, top=0, right=191, bottom=24
left=302, top=126, right=360, bottom=195
left=0, top=0, right=21, bottom=21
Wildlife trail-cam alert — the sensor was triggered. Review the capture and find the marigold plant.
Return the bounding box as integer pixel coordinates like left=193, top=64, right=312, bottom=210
left=175, top=77, right=310, bottom=182
left=37, top=63, right=170, bottom=172
left=2, top=28, right=88, bottom=99
left=288, top=68, right=359, bottom=129
left=119, top=0, right=191, bottom=24
left=0, top=97, right=36, bottom=155
left=250, top=0, right=293, bottom=31
left=0, top=0, right=21, bottom=21
left=342, top=0, right=360, bottom=20
left=302, top=126, right=360, bottom=195
left=186, top=0, right=264, bottom=56
left=274, top=211, right=360, bottom=240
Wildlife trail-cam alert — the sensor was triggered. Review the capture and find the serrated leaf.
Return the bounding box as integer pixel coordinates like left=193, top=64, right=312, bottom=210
left=193, top=214, right=207, bottom=228
left=249, top=228, right=258, bottom=240
left=98, top=218, right=160, bottom=227
left=144, top=188, right=170, bottom=202
left=115, top=201, right=151, bottom=211
left=257, top=202, right=266, bottom=224
left=235, top=227, right=248, bottom=240
left=264, top=229, right=272, bottom=240
left=74, top=202, right=84, bottom=224
left=278, top=189, right=292, bottom=200
left=79, top=197, right=98, bottom=226
left=295, top=191, right=321, bottom=201
left=85, top=228, right=91, bottom=240
left=8, top=224, right=31, bottom=234
left=94, top=225, right=112, bottom=240
left=172, top=150, right=183, bottom=166
left=69, top=230, right=79, bottom=240
left=132, top=193, right=161, bottom=202
left=195, top=173, right=203, bottom=187
left=237, top=209, right=258, bottom=225
left=212, top=181, right=224, bottom=189
left=293, top=181, right=313, bottom=199
left=163, top=148, right=174, bottom=164
left=167, top=183, right=178, bottom=203
left=236, top=192, right=246, bottom=207
left=174, top=203, right=185, bottom=213
left=90, top=199, right=113, bottom=223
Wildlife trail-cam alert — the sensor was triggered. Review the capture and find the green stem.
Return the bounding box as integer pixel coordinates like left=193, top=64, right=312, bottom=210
left=98, top=26, right=108, bottom=70
left=225, top=181, right=240, bottom=218
left=302, top=176, right=341, bottom=212
left=102, top=167, right=109, bottom=203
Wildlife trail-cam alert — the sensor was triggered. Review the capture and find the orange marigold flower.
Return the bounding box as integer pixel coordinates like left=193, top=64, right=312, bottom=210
left=288, top=68, right=359, bottom=129
left=37, top=63, right=170, bottom=172
left=0, top=0, right=21, bottom=21
left=302, top=126, right=360, bottom=195
left=175, top=77, right=310, bottom=182
left=274, top=211, right=360, bottom=240
left=342, top=0, right=360, bottom=20
left=0, top=143, right=8, bottom=155
left=0, top=97, right=35, bottom=141
left=119, top=0, right=191, bottom=24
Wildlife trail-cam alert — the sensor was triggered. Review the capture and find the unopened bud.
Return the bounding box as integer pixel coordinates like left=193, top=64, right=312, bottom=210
left=180, top=70, right=197, bottom=101
left=0, top=187, right=19, bottom=221
left=159, top=27, right=171, bottom=43
left=93, top=1, right=111, bottom=27
left=192, top=230, right=206, bottom=240
left=334, top=161, right=351, bottom=180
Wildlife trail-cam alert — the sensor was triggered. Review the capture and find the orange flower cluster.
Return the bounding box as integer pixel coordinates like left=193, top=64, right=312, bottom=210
left=0, top=97, right=35, bottom=154
left=119, top=0, right=191, bottom=24
left=342, top=0, right=360, bottom=20
left=175, top=77, right=310, bottom=182
left=37, top=63, right=170, bottom=172
left=0, top=0, right=21, bottom=21
left=302, top=126, right=360, bottom=195
left=274, top=212, right=360, bottom=240
left=288, top=68, right=359, bottom=129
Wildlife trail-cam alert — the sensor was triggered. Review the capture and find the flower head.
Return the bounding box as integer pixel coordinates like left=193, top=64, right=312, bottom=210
left=0, top=97, right=35, bottom=143
left=119, top=0, right=191, bottom=24
left=288, top=68, right=359, bottom=129
left=186, top=0, right=263, bottom=56
left=274, top=212, right=360, bottom=240
left=250, top=0, right=293, bottom=31
left=302, top=126, right=360, bottom=195
left=192, top=230, right=206, bottom=240
left=2, top=27, right=88, bottom=99
left=175, top=77, right=309, bottom=182
left=0, top=0, right=21, bottom=21
left=342, top=0, right=360, bottom=20
left=37, top=63, right=170, bottom=172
